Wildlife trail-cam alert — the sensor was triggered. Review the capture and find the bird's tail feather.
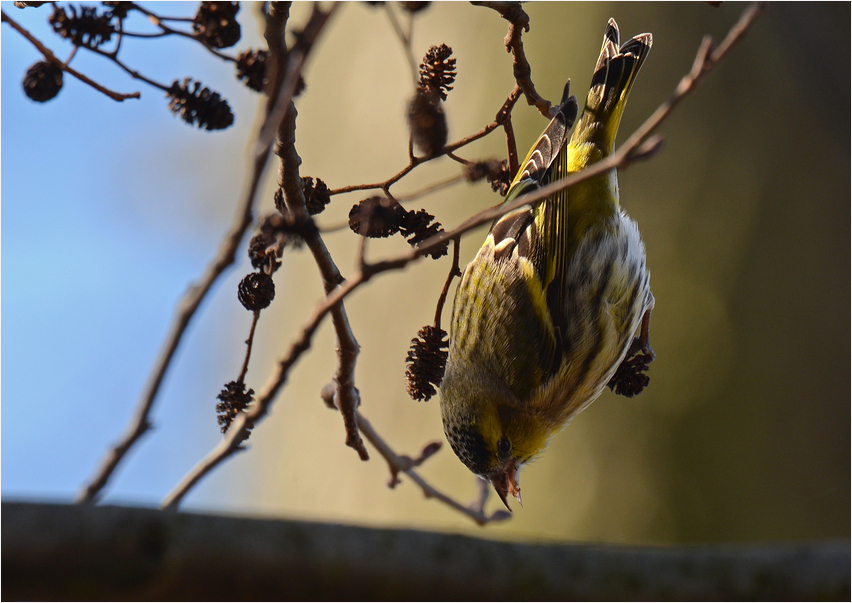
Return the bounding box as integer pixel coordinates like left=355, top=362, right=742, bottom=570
left=570, top=19, right=652, bottom=156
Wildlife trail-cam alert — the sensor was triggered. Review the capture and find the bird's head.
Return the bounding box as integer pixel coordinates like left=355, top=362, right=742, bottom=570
left=440, top=378, right=552, bottom=510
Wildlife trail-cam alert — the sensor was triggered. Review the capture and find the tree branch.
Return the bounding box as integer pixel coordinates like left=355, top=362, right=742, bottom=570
left=272, top=3, right=366, bottom=461
left=471, top=1, right=555, bottom=118
left=355, top=411, right=510, bottom=526
left=5, top=502, right=849, bottom=601
left=1, top=9, right=141, bottom=101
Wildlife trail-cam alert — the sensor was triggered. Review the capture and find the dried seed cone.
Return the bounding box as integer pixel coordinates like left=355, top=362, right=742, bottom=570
left=23, top=61, right=63, bottom=102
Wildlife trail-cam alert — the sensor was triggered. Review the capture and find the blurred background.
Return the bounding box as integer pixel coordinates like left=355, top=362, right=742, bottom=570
left=2, top=2, right=849, bottom=545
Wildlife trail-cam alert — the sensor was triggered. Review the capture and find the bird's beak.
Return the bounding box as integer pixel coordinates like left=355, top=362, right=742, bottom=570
left=491, top=461, right=522, bottom=511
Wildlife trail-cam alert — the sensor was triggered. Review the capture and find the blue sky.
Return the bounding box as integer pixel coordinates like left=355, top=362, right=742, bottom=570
left=2, top=1, right=269, bottom=508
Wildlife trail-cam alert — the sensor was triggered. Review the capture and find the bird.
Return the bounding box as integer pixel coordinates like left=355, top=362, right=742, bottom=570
left=439, top=19, right=655, bottom=510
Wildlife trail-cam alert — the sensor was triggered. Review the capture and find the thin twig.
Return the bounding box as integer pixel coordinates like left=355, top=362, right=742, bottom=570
left=502, top=110, right=519, bottom=176
left=433, top=237, right=461, bottom=330
left=101, top=50, right=171, bottom=91
left=495, top=83, right=523, bottom=124
left=356, top=411, right=511, bottom=526
left=444, top=121, right=502, bottom=154
left=470, top=1, right=555, bottom=118
left=384, top=2, right=418, bottom=85
left=445, top=151, right=471, bottom=166
left=1, top=10, right=141, bottom=101
left=316, top=220, right=351, bottom=233
left=237, top=311, right=261, bottom=384
left=395, top=173, right=468, bottom=205
left=130, top=2, right=237, bottom=63
left=495, top=84, right=523, bottom=174
left=119, top=31, right=171, bottom=39
left=327, top=99, right=507, bottom=197
left=154, top=15, right=196, bottom=23
left=63, top=46, right=78, bottom=68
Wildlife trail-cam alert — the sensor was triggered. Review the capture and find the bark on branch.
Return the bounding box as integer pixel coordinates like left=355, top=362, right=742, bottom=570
left=3, top=502, right=848, bottom=601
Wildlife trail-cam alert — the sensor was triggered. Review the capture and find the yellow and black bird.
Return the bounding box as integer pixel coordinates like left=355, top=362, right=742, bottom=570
left=440, top=19, right=656, bottom=509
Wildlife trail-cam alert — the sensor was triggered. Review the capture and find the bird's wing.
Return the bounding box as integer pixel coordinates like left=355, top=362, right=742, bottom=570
left=468, top=84, right=578, bottom=387
left=451, top=222, right=562, bottom=398
left=496, top=83, right=578, bottom=283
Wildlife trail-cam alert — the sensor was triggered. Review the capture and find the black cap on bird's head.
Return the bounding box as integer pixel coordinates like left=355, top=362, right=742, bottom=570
left=442, top=416, right=523, bottom=511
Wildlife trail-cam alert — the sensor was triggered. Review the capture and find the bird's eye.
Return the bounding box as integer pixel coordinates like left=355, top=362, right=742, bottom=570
left=497, top=436, right=511, bottom=457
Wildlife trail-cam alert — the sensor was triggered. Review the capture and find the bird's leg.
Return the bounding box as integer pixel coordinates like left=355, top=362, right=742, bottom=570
left=638, top=291, right=655, bottom=361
